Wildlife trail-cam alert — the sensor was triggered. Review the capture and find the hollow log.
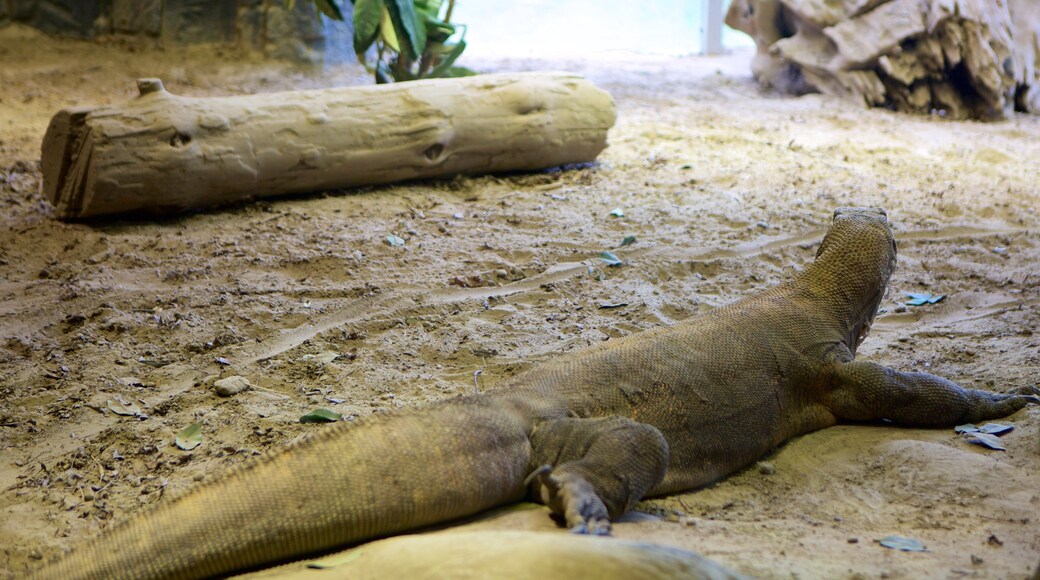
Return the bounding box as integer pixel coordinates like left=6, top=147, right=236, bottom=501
left=726, top=0, right=1040, bottom=120
left=42, top=72, right=617, bottom=219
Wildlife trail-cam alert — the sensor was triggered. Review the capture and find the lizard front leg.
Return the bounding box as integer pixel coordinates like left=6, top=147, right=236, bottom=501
left=527, top=416, right=669, bottom=534
left=827, top=360, right=1040, bottom=426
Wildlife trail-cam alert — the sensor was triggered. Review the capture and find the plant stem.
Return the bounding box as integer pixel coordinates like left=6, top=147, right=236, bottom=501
left=444, top=0, right=455, bottom=23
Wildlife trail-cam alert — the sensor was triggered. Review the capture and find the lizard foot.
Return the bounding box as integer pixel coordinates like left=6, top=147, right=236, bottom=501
left=526, top=465, right=612, bottom=535
left=1010, top=385, right=1040, bottom=400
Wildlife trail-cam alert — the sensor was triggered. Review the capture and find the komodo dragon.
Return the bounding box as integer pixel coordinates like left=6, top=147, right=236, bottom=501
left=32, top=207, right=1039, bottom=579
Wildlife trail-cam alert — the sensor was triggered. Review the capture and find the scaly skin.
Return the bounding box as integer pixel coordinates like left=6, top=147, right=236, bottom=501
left=32, top=207, right=1039, bottom=579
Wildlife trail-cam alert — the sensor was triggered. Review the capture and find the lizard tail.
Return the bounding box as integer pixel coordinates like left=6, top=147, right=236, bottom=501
left=32, top=398, right=532, bottom=580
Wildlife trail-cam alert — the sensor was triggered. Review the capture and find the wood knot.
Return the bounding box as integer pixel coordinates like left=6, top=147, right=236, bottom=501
left=423, top=143, right=445, bottom=161
left=137, top=78, right=166, bottom=96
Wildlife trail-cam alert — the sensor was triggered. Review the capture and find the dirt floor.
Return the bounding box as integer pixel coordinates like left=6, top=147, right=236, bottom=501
left=2, top=23, right=1039, bottom=579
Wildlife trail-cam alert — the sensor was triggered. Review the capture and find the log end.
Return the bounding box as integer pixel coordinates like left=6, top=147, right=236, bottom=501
left=41, top=106, right=94, bottom=220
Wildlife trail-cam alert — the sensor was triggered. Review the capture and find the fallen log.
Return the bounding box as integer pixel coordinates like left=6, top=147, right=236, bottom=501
left=725, top=0, right=1040, bottom=120
left=42, top=72, right=616, bottom=219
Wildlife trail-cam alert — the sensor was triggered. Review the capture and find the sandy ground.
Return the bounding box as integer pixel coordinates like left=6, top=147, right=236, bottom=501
left=2, top=24, right=1039, bottom=579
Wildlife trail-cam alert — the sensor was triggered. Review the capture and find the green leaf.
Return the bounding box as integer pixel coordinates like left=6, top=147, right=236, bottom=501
left=175, top=422, right=203, bottom=451
left=905, top=292, right=944, bottom=306
left=879, top=536, right=927, bottom=552
left=353, top=0, right=382, bottom=55
left=307, top=549, right=364, bottom=569
left=598, top=251, right=623, bottom=267
left=312, top=0, right=345, bottom=20
left=300, top=408, right=342, bottom=423
left=387, top=0, right=426, bottom=60
left=428, top=40, right=467, bottom=78
left=424, top=19, right=455, bottom=43
left=414, top=0, right=444, bottom=14
left=439, top=66, right=476, bottom=78
left=619, top=235, right=636, bottom=247
left=385, top=234, right=405, bottom=246
left=379, top=5, right=401, bottom=53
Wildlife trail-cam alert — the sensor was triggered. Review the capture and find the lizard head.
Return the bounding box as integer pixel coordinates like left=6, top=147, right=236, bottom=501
left=814, top=207, right=897, bottom=353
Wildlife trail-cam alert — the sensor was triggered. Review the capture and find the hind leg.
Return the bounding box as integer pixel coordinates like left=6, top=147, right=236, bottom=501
left=828, top=361, right=1039, bottom=426
left=527, top=416, right=669, bottom=534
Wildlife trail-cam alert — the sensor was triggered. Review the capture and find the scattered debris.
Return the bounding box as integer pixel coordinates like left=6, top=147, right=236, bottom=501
left=956, top=423, right=1014, bottom=436
left=300, top=408, right=342, bottom=423
left=609, top=207, right=624, bottom=218
left=175, top=422, right=203, bottom=451
left=106, top=399, right=146, bottom=419
left=905, top=292, right=944, bottom=306
left=213, top=376, right=252, bottom=397
left=879, top=535, right=927, bottom=552
left=385, top=234, right=405, bottom=247
left=619, top=235, right=637, bottom=247
left=956, top=422, right=1013, bottom=450
left=215, top=357, right=232, bottom=366
left=962, top=432, right=1006, bottom=451
left=300, top=351, right=340, bottom=364
left=597, top=251, right=623, bottom=267
left=598, top=302, right=628, bottom=309
left=756, top=461, right=776, bottom=475
left=137, top=357, right=169, bottom=368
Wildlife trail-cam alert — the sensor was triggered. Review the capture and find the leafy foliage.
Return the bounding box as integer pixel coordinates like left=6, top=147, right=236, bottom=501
left=296, top=0, right=474, bottom=83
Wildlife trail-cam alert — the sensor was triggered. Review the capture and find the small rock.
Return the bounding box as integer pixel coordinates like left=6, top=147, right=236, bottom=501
left=971, top=554, right=983, bottom=565
left=213, top=376, right=251, bottom=397
left=757, top=461, right=776, bottom=475
left=847, top=537, right=859, bottom=544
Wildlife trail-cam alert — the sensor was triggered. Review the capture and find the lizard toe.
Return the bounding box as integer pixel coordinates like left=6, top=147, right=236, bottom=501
left=1011, top=385, right=1040, bottom=398
left=530, top=467, right=612, bottom=534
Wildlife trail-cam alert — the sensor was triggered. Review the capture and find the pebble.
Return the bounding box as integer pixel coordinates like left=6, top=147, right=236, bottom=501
left=214, top=375, right=251, bottom=397
left=757, top=461, right=776, bottom=475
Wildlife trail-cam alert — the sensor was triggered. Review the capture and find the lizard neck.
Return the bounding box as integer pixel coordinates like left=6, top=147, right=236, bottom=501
left=799, top=209, right=896, bottom=356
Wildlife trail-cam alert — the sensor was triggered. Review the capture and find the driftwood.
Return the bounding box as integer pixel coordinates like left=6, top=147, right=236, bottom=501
left=42, top=72, right=616, bottom=219
left=726, top=0, right=1040, bottom=120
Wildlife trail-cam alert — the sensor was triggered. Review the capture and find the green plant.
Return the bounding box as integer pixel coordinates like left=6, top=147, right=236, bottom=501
left=293, top=0, right=474, bottom=83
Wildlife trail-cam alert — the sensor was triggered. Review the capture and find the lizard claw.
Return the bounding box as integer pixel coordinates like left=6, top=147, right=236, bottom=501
left=1011, top=385, right=1040, bottom=398
left=528, top=465, right=613, bottom=536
